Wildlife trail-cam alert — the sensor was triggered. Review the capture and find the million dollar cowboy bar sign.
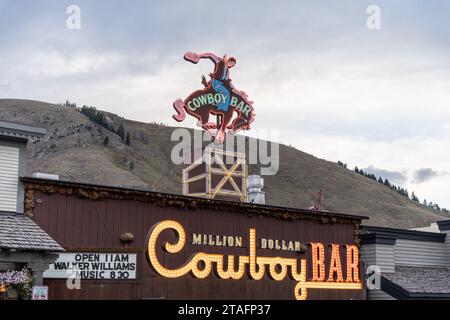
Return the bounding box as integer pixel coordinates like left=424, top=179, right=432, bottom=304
left=26, top=178, right=366, bottom=300
left=147, top=220, right=363, bottom=300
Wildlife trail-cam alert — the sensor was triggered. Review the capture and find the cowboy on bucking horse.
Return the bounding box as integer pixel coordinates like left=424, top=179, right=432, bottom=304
left=173, top=52, right=255, bottom=143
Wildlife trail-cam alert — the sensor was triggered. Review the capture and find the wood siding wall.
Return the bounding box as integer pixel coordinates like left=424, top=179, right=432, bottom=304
left=444, top=231, right=450, bottom=266
left=29, top=190, right=364, bottom=300
left=394, top=239, right=446, bottom=268
left=0, top=144, right=19, bottom=212
left=361, top=244, right=395, bottom=273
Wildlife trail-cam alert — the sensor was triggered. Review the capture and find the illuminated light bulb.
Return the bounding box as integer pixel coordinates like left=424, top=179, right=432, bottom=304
left=309, top=243, right=325, bottom=281
left=346, top=245, right=360, bottom=283
left=327, top=244, right=344, bottom=282
left=249, top=229, right=265, bottom=280
left=147, top=220, right=364, bottom=301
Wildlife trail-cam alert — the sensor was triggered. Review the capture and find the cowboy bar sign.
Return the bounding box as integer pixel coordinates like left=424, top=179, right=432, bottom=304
left=147, top=220, right=363, bottom=301
left=173, top=52, right=255, bottom=143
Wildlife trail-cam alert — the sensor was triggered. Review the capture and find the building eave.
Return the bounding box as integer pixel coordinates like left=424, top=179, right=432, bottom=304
left=0, top=120, right=46, bottom=141
left=21, top=177, right=369, bottom=225
left=381, top=276, right=450, bottom=300
left=361, top=225, right=446, bottom=243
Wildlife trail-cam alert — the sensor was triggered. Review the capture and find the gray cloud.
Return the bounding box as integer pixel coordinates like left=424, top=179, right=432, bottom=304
left=413, top=168, right=442, bottom=183
left=0, top=0, right=450, bottom=207
left=363, top=166, right=407, bottom=185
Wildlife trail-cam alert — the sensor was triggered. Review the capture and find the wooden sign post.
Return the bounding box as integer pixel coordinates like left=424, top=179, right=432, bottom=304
left=182, top=146, right=248, bottom=202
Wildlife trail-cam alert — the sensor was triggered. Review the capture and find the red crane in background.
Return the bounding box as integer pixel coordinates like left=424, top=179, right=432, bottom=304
left=309, top=190, right=323, bottom=211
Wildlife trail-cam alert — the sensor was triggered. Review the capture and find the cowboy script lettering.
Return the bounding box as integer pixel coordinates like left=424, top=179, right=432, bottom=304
left=147, top=220, right=363, bottom=300
left=173, top=52, right=255, bottom=143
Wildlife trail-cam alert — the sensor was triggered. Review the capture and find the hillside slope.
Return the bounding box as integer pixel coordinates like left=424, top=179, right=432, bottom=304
left=0, top=99, right=446, bottom=228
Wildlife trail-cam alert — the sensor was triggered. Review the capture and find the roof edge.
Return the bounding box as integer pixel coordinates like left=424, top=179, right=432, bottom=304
left=21, top=177, right=369, bottom=223
left=0, top=120, right=46, bottom=139
left=381, top=276, right=450, bottom=300
left=361, top=225, right=445, bottom=243
left=0, top=213, right=64, bottom=253
left=437, top=220, right=450, bottom=232
left=360, top=233, right=397, bottom=245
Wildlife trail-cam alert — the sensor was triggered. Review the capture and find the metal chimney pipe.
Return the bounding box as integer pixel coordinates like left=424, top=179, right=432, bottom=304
left=247, top=175, right=266, bottom=205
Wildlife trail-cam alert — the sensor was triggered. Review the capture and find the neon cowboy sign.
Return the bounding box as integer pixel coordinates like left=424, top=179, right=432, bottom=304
left=172, top=52, right=255, bottom=143
left=147, top=220, right=363, bottom=300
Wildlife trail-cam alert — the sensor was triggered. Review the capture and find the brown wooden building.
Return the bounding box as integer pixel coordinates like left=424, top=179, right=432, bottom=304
left=21, top=177, right=368, bottom=300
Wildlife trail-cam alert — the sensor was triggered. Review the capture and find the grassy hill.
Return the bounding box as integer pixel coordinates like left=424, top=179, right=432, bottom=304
left=0, top=98, right=446, bottom=228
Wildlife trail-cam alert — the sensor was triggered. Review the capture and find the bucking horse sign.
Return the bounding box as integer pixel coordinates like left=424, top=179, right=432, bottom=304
left=173, top=52, right=255, bottom=143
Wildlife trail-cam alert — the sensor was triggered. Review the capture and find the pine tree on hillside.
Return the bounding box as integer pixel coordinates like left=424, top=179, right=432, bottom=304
left=343, top=161, right=445, bottom=211
left=117, top=124, right=125, bottom=141
left=126, top=132, right=131, bottom=146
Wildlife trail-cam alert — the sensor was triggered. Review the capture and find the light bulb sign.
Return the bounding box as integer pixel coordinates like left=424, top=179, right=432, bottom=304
left=173, top=52, right=255, bottom=143
left=147, top=220, right=363, bottom=300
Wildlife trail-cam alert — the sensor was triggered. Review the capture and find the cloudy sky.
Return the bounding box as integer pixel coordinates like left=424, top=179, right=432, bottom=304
left=0, top=0, right=449, bottom=207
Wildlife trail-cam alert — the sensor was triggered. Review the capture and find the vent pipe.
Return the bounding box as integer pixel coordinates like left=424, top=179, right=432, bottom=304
left=32, top=173, right=60, bottom=181
left=247, top=175, right=265, bottom=205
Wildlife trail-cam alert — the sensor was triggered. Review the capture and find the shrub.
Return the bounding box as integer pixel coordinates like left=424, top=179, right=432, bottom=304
left=0, top=268, right=34, bottom=300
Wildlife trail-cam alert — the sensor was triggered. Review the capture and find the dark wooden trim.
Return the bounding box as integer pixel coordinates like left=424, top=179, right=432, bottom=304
left=63, top=248, right=145, bottom=253
left=437, top=220, right=450, bottom=232
left=22, top=177, right=368, bottom=225
left=361, top=226, right=445, bottom=243
left=360, top=233, right=397, bottom=245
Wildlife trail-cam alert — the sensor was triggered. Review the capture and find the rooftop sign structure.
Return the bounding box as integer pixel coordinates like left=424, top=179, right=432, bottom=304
left=173, top=52, right=255, bottom=143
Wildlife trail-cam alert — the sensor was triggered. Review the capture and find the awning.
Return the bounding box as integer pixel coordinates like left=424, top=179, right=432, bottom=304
left=0, top=213, right=63, bottom=252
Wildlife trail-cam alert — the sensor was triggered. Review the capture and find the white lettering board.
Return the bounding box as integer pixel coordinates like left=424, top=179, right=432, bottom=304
left=43, top=253, right=137, bottom=280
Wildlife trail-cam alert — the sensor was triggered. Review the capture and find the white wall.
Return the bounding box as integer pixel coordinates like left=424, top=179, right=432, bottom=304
left=0, top=144, right=20, bottom=212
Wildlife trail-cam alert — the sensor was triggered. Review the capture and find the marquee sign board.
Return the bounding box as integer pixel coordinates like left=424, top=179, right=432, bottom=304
left=147, top=220, right=363, bottom=301
left=44, top=253, right=137, bottom=280
left=173, top=52, right=255, bottom=143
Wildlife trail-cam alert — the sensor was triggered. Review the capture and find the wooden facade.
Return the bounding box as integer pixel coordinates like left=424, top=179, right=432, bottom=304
left=22, top=177, right=367, bottom=300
